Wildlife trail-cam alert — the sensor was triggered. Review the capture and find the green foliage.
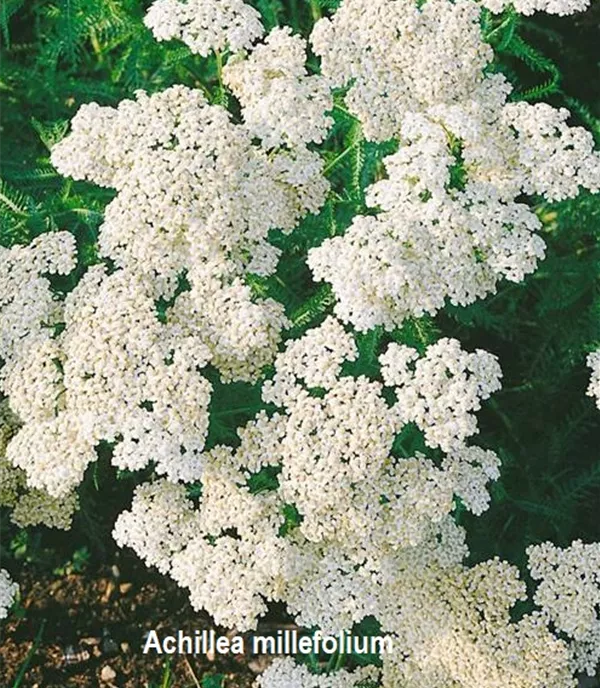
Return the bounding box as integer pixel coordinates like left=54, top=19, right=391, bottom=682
left=0, top=0, right=26, bottom=45
left=444, top=190, right=600, bottom=564
left=280, top=502, right=303, bottom=535
left=52, top=545, right=91, bottom=575
left=248, top=465, right=282, bottom=494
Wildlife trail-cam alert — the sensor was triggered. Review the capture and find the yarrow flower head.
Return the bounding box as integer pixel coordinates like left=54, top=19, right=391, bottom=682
left=51, top=86, right=329, bottom=285
left=528, top=540, right=600, bottom=641
left=255, top=657, right=380, bottom=687
left=0, top=569, right=18, bottom=620
left=528, top=540, right=600, bottom=677
left=480, top=0, right=590, bottom=15
left=144, top=0, right=264, bottom=56
left=586, top=351, right=600, bottom=408
left=311, top=0, right=493, bottom=142
left=308, top=93, right=599, bottom=330
left=113, top=481, right=203, bottom=575
left=379, top=338, right=503, bottom=452
left=224, top=27, right=334, bottom=149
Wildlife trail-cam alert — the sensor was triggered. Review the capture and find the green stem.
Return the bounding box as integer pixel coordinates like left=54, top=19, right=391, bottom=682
left=309, top=0, right=322, bottom=21
left=13, top=620, right=46, bottom=688
left=161, top=659, right=172, bottom=688
left=333, top=103, right=359, bottom=121
left=184, top=66, right=212, bottom=99
left=307, top=651, right=320, bottom=671
left=324, top=141, right=359, bottom=174
left=333, top=650, right=346, bottom=671
left=214, top=50, right=226, bottom=103
left=290, top=0, right=300, bottom=29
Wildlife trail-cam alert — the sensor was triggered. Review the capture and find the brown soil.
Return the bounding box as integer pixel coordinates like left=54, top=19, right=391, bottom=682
left=0, top=559, right=264, bottom=688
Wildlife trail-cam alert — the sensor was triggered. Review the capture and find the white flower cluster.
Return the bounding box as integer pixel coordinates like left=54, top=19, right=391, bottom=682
left=224, top=28, right=333, bottom=148
left=255, top=657, right=379, bottom=688
left=108, top=318, right=594, bottom=686
left=113, top=323, right=502, bottom=633
left=586, top=351, right=600, bottom=408
left=0, top=232, right=76, bottom=371
left=1, top=50, right=332, bottom=502
left=570, top=619, right=600, bottom=678
left=3, top=261, right=214, bottom=496
left=258, top=543, right=576, bottom=687
left=114, top=465, right=288, bottom=630
left=0, top=401, right=78, bottom=530
left=528, top=540, right=600, bottom=641
left=106, top=311, right=574, bottom=681
left=481, top=0, right=590, bottom=15
left=380, top=338, right=503, bottom=452
left=270, top=527, right=574, bottom=688
left=51, top=86, right=328, bottom=284
left=528, top=540, right=600, bottom=676
left=378, top=560, right=575, bottom=688
left=312, top=0, right=493, bottom=142
left=168, top=449, right=289, bottom=629
left=262, top=315, right=359, bottom=403
left=165, top=274, right=289, bottom=383
left=113, top=481, right=202, bottom=574
left=9, top=489, right=79, bottom=530
left=502, top=102, right=600, bottom=201
left=0, top=236, right=82, bottom=526
left=0, top=568, right=18, bottom=620
left=307, top=0, right=600, bottom=330
left=145, top=0, right=264, bottom=56
left=51, top=86, right=328, bottom=380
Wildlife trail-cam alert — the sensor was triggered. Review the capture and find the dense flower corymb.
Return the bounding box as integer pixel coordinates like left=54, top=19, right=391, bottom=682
left=480, top=0, right=590, bottom=15
left=0, top=569, right=18, bottom=620
left=306, top=0, right=600, bottom=331
left=223, top=27, right=334, bottom=149
left=144, top=0, right=264, bottom=56
left=311, top=0, right=494, bottom=142
left=379, top=338, right=503, bottom=452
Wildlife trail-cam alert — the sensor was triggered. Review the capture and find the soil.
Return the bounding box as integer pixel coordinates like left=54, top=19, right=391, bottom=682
left=0, top=556, right=265, bottom=688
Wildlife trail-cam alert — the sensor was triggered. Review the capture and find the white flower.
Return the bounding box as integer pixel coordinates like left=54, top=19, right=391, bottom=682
left=255, top=657, right=380, bottom=688
left=309, top=94, right=599, bottom=330
left=528, top=540, right=600, bottom=640
left=0, top=232, right=76, bottom=364
left=0, top=569, right=18, bottom=620
left=11, top=489, right=79, bottom=531
left=113, top=480, right=202, bottom=575
left=51, top=86, right=328, bottom=382
left=224, top=27, right=333, bottom=148
left=502, top=102, right=600, bottom=201
left=586, top=350, right=600, bottom=408
left=144, top=0, right=264, bottom=56
left=380, top=338, right=503, bottom=452
left=481, top=0, right=590, bottom=15
left=311, top=0, right=493, bottom=141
